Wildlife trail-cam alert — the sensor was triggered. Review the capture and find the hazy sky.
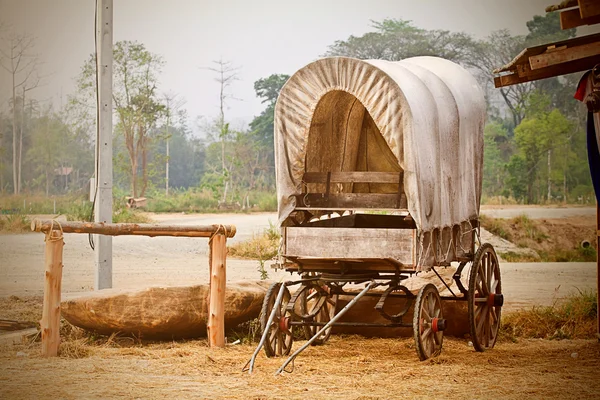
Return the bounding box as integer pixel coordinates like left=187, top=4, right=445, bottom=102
left=1, top=0, right=596, bottom=132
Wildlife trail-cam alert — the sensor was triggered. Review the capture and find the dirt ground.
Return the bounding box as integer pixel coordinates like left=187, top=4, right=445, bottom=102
left=0, top=208, right=599, bottom=399
left=1, top=336, right=599, bottom=399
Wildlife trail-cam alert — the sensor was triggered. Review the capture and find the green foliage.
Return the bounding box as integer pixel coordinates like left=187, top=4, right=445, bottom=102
left=66, top=200, right=93, bottom=222
left=146, top=188, right=218, bottom=213
left=482, top=123, right=512, bottom=198
left=525, top=12, right=576, bottom=45
left=254, top=74, right=290, bottom=105
left=325, top=18, right=475, bottom=64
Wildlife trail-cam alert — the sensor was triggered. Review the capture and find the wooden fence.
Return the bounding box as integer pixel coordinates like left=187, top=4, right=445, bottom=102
left=31, top=219, right=236, bottom=356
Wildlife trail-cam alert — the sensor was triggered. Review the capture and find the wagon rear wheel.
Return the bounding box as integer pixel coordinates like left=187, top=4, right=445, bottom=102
left=260, top=282, right=294, bottom=357
left=300, top=285, right=338, bottom=345
left=468, top=243, right=503, bottom=352
left=413, top=283, right=444, bottom=361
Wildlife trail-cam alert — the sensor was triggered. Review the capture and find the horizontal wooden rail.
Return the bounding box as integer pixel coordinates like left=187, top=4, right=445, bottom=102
left=295, top=193, right=407, bottom=209
left=303, top=171, right=402, bottom=184
left=31, top=219, right=236, bottom=238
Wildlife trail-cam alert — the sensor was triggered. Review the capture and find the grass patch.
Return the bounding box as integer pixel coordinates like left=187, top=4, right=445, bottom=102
left=480, top=214, right=596, bottom=262
left=0, top=214, right=31, bottom=233
left=499, top=251, right=540, bottom=262
left=228, top=221, right=280, bottom=280
left=479, top=214, right=509, bottom=240
left=501, top=290, right=597, bottom=340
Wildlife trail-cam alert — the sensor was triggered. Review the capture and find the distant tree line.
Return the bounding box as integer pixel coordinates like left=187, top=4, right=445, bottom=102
left=0, top=12, right=594, bottom=206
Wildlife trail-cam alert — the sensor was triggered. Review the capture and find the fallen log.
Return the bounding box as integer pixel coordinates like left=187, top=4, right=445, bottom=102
left=61, top=281, right=269, bottom=340
left=62, top=269, right=470, bottom=340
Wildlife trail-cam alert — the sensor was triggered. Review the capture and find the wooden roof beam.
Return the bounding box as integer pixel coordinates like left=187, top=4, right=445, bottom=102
left=529, top=41, right=600, bottom=69
left=578, top=0, right=600, bottom=18
left=494, top=52, right=600, bottom=87
left=561, top=7, right=600, bottom=29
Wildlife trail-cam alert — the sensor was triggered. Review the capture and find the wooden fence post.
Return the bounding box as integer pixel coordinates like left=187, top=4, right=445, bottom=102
left=40, top=229, right=64, bottom=356
left=207, top=233, right=227, bottom=347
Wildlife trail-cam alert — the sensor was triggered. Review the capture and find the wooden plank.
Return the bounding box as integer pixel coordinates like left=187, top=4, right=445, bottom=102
left=530, top=41, right=600, bottom=69
left=579, top=0, right=600, bottom=18
left=306, top=213, right=416, bottom=229
left=295, top=193, right=405, bottom=209
left=284, top=227, right=415, bottom=264
left=561, top=8, right=600, bottom=29
left=282, top=258, right=417, bottom=273
left=494, top=52, right=600, bottom=87
left=546, top=0, right=579, bottom=12
left=207, top=234, right=227, bottom=348
left=40, top=229, right=63, bottom=357
left=303, top=171, right=401, bottom=184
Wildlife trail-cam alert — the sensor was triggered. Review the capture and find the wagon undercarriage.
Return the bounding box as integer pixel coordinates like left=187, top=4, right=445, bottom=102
left=245, top=242, right=503, bottom=374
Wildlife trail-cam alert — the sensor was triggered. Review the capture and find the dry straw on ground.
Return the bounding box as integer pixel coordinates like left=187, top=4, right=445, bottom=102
left=1, top=334, right=599, bottom=399
left=1, top=292, right=599, bottom=399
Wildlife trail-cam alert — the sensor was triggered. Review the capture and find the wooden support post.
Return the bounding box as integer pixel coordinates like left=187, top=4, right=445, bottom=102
left=40, top=229, right=64, bottom=356
left=208, top=234, right=227, bottom=347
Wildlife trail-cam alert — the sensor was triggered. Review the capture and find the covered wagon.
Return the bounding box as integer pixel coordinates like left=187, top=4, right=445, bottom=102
left=246, top=56, right=503, bottom=373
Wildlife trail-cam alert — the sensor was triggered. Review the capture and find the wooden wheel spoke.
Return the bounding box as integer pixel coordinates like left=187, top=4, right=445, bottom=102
left=476, top=305, right=487, bottom=334
left=468, top=244, right=501, bottom=353
left=277, top=330, right=283, bottom=355
left=490, top=307, right=498, bottom=324
left=414, top=284, right=443, bottom=361
left=306, top=291, right=318, bottom=301
left=269, top=327, right=278, bottom=343
left=421, top=305, right=431, bottom=320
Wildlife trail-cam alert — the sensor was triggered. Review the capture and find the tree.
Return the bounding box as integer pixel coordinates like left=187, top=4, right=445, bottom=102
left=468, top=13, right=577, bottom=129
left=325, top=19, right=475, bottom=65
left=162, top=93, right=186, bottom=195
left=511, top=95, right=572, bottom=203
left=467, top=30, right=531, bottom=128
left=482, top=122, right=512, bottom=198
left=0, top=30, right=40, bottom=194
left=246, top=74, right=290, bottom=193
left=203, top=59, right=240, bottom=203
left=74, top=41, right=165, bottom=198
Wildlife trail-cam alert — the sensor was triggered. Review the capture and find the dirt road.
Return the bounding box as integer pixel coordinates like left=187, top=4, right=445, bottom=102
left=0, top=212, right=596, bottom=309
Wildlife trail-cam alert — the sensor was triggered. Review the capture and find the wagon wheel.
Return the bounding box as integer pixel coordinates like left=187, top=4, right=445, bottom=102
left=300, top=283, right=338, bottom=345
left=468, top=242, right=503, bottom=352
left=413, top=283, right=445, bottom=361
left=260, top=282, right=294, bottom=357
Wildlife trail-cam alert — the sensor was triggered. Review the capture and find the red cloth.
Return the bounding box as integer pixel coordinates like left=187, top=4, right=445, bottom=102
left=574, top=71, right=591, bottom=102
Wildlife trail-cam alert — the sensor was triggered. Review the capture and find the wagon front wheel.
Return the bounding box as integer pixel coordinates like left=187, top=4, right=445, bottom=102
left=413, top=283, right=445, bottom=361
left=260, top=282, right=294, bottom=357
left=468, top=243, right=503, bottom=352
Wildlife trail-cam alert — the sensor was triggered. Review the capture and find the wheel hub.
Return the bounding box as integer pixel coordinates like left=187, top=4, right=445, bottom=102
left=279, top=316, right=291, bottom=333
left=487, top=293, right=504, bottom=307
left=432, top=318, right=446, bottom=333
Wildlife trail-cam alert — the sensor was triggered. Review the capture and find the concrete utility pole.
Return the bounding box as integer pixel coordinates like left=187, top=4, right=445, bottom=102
left=94, top=0, right=113, bottom=289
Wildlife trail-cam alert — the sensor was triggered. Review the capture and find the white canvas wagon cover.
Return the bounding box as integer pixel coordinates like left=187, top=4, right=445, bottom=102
left=274, top=56, right=485, bottom=239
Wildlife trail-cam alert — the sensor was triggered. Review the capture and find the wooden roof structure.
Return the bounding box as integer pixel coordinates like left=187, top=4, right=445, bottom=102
left=492, top=0, right=600, bottom=339
left=494, top=0, right=600, bottom=88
